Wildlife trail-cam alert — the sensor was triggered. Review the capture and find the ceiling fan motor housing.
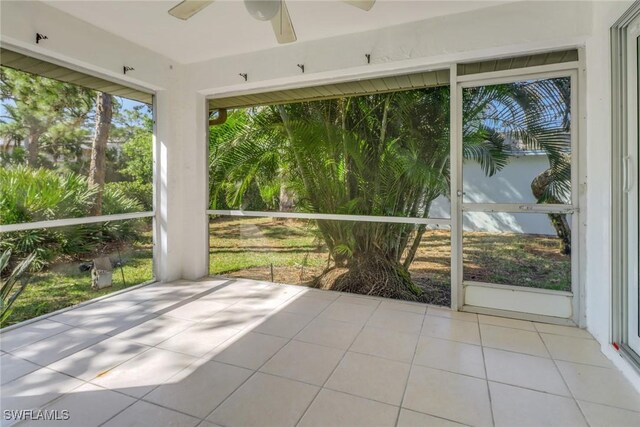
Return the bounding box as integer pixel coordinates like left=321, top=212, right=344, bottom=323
left=244, top=0, right=281, bottom=21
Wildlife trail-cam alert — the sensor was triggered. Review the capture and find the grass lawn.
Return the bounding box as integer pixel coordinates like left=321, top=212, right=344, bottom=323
left=4, top=217, right=570, bottom=327
left=2, top=232, right=154, bottom=328
left=210, top=217, right=571, bottom=306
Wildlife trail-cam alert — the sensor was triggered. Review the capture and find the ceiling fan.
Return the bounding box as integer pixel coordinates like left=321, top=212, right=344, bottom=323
left=168, top=0, right=376, bottom=44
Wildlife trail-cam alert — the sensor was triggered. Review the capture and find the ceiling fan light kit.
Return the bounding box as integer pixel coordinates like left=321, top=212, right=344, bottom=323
left=168, top=0, right=375, bottom=44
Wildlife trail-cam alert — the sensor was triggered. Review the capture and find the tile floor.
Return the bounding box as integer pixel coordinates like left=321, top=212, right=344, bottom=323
left=1, top=278, right=640, bottom=427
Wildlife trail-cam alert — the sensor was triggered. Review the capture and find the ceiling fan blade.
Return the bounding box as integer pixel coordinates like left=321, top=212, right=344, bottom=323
left=342, top=0, right=376, bottom=11
left=168, top=0, right=214, bottom=20
left=270, top=1, right=296, bottom=44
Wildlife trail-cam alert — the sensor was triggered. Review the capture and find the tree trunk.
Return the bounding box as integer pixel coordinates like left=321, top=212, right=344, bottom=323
left=531, top=169, right=571, bottom=255
left=278, top=185, right=295, bottom=211
left=88, top=92, right=113, bottom=216
left=26, top=132, right=40, bottom=166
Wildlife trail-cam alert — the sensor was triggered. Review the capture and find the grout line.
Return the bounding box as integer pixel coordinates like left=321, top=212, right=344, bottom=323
left=200, top=285, right=351, bottom=425
left=477, top=314, right=496, bottom=427
left=393, top=302, right=429, bottom=427
left=536, top=325, right=591, bottom=426
left=292, top=296, right=382, bottom=426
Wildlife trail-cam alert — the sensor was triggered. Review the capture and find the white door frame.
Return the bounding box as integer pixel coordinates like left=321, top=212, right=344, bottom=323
left=612, top=1, right=640, bottom=367
left=451, top=66, right=583, bottom=324
left=626, top=15, right=640, bottom=355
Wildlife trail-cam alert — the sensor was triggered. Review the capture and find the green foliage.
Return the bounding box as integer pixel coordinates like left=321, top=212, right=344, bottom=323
left=120, top=130, right=153, bottom=184
left=209, top=79, right=573, bottom=298
left=0, top=166, right=143, bottom=268
left=0, top=250, right=36, bottom=325
left=106, top=181, right=153, bottom=211
left=0, top=67, right=94, bottom=167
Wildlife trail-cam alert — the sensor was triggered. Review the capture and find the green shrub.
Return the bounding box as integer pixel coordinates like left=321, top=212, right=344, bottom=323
left=0, top=166, right=144, bottom=268
left=106, top=181, right=153, bottom=211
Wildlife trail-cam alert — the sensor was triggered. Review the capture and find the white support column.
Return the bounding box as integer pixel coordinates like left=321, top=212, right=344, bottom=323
left=154, top=88, right=183, bottom=282
left=178, top=89, right=209, bottom=280
left=154, top=74, right=209, bottom=282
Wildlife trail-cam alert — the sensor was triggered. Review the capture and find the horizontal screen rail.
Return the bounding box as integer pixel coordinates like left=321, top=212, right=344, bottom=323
left=207, top=210, right=451, bottom=226
left=0, top=211, right=155, bottom=233
left=461, top=203, right=576, bottom=214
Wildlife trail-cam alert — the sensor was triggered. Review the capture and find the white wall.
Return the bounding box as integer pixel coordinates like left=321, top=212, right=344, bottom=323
left=0, top=0, right=210, bottom=283
left=432, top=155, right=558, bottom=235
left=584, top=0, right=640, bottom=391
left=186, top=1, right=592, bottom=96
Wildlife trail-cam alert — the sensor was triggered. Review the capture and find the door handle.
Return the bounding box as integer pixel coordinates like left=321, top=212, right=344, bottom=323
left=623, top=156, right=634, bottom=193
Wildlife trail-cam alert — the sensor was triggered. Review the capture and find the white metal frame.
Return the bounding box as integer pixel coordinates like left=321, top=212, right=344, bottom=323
left=626, top=16, right=640, bottom=355
left=455, top=66, right=581, bottom=323
left=206, top=210, right=451, bottom=226
left=612, top=1, right=640, bottom=368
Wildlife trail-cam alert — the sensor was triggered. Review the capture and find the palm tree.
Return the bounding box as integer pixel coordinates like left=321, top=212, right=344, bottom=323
left=209, top=79, right=570, bottom=300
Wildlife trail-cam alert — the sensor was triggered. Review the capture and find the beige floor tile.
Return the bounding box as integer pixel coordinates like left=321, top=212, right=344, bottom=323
left=90, top=347, right=197, bottom=398
left=426, top=307, right=478, bottom=322
left=484, top=347, right=570, bottom=396
left=76, top=313, right=156, bottom=336
left=157, top=323, right=240, bottom=357
left=260, top=340, right=344, bottom=386
left=0, top=353, right=40, bottom=385
left=0, top=320, right=71, bottom=352
left=325, top=352, right=410, bottom=405
left=102, top=400, right=200, bottom=427
left=298, top=389, right=397, bottom=427
left=403, top=366, right=492, bottom=427
left=556, top=361, right=640, bottom=411
left=413, top=336, right=485, bottom=378
left=294, top=317, right=362, bottom=350
left=49, top=301, right=139, bottom=326
left=319, top=301, right=377, bottom=325
left=10, top=328, right=106, bottom=366
left=205, top=305, right=273, bottom=331
left=534, top=322, right=593, bottom=339
left=231, top=288, right=299, bottom=312
left=164, top=299, right=229, bottom=322
left=578, top=400, right=640, bottom=427
left=366, top=308, right=424, bottom=334
left=136, top=295, right=186, bottom=313
left=421, top=315, right=481, bottom=345
left=208, top=372, right=318, bottom=427
left=480, top=324, right=549, bottom=357
left=47, top=336, right=149, bottom=381
left=397, top=409, right=467, bottom=427
left=490, top=382, right=587, bottom=427
left=111, top=315, right=194, bottom=346
left=478, top=315, right=535, bottom=331
left=211, top=331, right=288, bottom=369
left=0, top=367, right=84, bottom=419
left=20, top=383, right=136, bottom=427
left=299, top=288, right=341, bottom=300
left=144, top=360, right=253, bottom=418
left=336, top=294, right=382, bottom=307
left=350, top=326, right=419, bottom=363
left=253, top=311, right=314, bottom=338
left=541, top=333, right=612, bottom=367
left=378, top=300, right=427, bottom=315
left=280, top=296, right=333, bottom=316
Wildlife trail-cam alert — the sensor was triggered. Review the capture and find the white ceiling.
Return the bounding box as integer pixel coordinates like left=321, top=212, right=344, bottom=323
left=44, top=0, right=512, bottom=64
